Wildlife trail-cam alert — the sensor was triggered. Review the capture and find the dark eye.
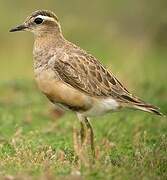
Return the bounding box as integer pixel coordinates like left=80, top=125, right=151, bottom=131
left=34, top=17, right=43, bottom=24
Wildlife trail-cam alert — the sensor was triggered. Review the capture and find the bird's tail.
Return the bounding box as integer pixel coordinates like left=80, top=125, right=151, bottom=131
left=121, top=94, right=163, bottom=116
left=133, top=102, right=163, bottom=116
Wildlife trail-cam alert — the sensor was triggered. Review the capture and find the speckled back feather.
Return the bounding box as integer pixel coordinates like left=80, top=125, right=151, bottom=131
left=54, top=46, right=162, bottom=115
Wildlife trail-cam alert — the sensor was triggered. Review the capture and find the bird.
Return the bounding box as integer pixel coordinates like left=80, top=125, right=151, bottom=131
left=10, top=10, right=163, bottom=158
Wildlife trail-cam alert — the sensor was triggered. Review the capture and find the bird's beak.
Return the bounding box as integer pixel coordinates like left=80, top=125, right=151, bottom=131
left=9, top=24, right=27, bottom=32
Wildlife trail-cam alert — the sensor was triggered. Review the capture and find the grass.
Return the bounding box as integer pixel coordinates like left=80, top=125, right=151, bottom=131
left=0, top=61, right=166, bottom=180
left=0, top=1, right=167, bottom=178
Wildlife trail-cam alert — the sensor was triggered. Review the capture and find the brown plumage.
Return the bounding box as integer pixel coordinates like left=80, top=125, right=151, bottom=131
left=10, top=10, right=163, bottom=158
left=54, top=45, right=162, bottom=116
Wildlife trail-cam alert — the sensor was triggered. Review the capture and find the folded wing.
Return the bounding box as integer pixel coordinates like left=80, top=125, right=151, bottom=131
left=54, top=50, right=162, bottom=116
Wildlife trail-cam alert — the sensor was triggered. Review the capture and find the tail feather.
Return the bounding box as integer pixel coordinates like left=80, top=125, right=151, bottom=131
left=121, top=94, right=163, bottom=116
left=133, top=103, right=163, bottom=116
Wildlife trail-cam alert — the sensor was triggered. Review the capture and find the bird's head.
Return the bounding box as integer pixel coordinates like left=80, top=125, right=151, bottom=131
left=10, top=10, right=61, bottom=36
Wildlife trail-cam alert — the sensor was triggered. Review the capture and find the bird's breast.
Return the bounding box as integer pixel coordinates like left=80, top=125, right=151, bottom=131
left=34, top=68, right=93, bottom=112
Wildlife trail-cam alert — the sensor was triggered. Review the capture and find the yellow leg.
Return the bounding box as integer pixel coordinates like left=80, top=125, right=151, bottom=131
left=76, top=113, right=95, bottom=161
left=80, top=121, right=86, bottom=144
left=84, top=117, right=95, bottom=159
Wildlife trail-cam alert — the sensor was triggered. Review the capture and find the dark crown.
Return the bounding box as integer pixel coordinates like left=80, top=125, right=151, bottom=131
left=31, top=10, right=58, bottom=21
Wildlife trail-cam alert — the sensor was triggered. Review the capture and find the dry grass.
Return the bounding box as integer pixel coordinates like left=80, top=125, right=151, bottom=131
left=0, top=80, right=166, bottom=179
left=0, top=1, right=167, bottom=178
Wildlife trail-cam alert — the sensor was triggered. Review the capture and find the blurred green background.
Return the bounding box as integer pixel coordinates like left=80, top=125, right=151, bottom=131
left=0, top=0, right=167, bottom=179
left=1, top=0, right=167, bottom=103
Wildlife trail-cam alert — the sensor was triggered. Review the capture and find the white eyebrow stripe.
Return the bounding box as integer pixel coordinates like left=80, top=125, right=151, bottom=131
left=36, top=15, right=55, bottom=21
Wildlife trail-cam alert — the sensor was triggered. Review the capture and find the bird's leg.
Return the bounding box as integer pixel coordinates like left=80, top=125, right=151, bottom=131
left=80, top=121, right=86, bottom=144
left=73, top=117, right=89, bottom=167
left=76, top=113, right=95, bottom=164
left=84, top=117, right=95, bottom=159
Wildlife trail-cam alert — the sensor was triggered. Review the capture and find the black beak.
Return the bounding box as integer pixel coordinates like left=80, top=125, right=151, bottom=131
left=9, top=24, right=27, bottom=32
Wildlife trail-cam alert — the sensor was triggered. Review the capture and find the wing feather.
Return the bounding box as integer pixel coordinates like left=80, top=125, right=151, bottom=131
left=54, top=51, right=132, bottom=101
left=53, top=47, right=162, bottom=116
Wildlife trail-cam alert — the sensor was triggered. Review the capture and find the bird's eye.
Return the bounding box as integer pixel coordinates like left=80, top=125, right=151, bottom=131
left=34, top=17, right=43, bottom=24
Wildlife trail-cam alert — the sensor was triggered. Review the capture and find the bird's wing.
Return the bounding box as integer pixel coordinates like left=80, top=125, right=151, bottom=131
left=54, top=50, right=139, bottom=102
left=54, top=49, right=162, bottom=115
